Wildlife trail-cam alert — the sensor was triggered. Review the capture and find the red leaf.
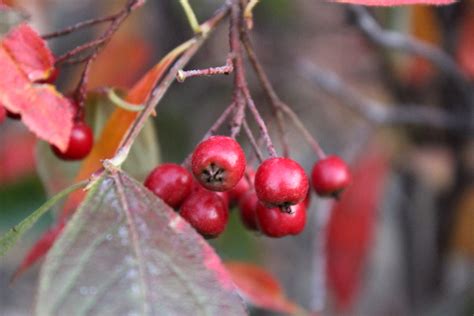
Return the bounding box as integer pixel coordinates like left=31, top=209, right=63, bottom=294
left=331, top=0, right=456, bottom=5
left=457, top=7, right=474, bottom=79
left=326, top=145, right=389, bottom=310
left=225, top=261, right=300, bottom=313
left=2, top=23, right=54, bottom=82
left=11, top=221, right=64, bottom=282
left=0, top=25, right=74, bottom=151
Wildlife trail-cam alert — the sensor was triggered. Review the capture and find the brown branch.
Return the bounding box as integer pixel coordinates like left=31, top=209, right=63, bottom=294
left=41, top=15, right=117, bottom=40
left=177, top=56, right=234, bottom=82
left=298, top=60, right=466, bottom=131
left=243, top=120, right=264, bottom=162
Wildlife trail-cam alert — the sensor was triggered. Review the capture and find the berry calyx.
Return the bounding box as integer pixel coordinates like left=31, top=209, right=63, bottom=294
left=256, top=201, right=307, bottom=238
left=228, top=167, right=255, bottom=205
left=180, top=189, right=229, bottom=238
left=238, top=191, right=259, bottom=231
left=51, top=121, right=93, bottom=160
left=191, top=136, right=246, bottom=192
left=254, top=157, right=309, bottom=208
left=311, top=155, right=351, bottom=197
left=144, top=163, right=193, bottom=208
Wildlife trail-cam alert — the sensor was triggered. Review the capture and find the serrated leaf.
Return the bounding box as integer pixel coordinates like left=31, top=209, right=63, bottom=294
left=0, top=181, right=86, bottom=257
left=0, top=24, right=73, bottom=151
left=36, top=171, right=246, bottom=316
left=2, top=23, right=55, bottom=81
left=331, top=0, right=456, bottom=5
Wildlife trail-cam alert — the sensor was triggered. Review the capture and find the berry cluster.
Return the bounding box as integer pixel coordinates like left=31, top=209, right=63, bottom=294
left=144, top=135, right=352, bottom=239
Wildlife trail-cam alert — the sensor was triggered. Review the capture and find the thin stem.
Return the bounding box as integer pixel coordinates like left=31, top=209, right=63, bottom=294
left=179, top=0, right=202, bottom=34
left=182, top=101, right=236, bottom=167
left=278, top=102, right=326, bottom=159
left=241, top=29, right=290, bottom=157
left=41, top=15, right=116, bottom=39
left=177, top=56, right=233, bottom=82
left=117, top=4, right=230, bottom=161
left=229, top=0, right=276, bottom=157
left=241, top=28, right=324, bottom=158
left=243, top=120, right=264, bottom=162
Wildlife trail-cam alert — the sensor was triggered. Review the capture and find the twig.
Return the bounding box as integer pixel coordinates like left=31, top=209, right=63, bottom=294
left=348, top=6, right=473, bottom=107
left=298, top=60, right=466, bottom=131
left=41, top=15, right=117, bottom=39
left=117, top=4, right=231, bottom=162
left=243, top=0, right=259, bottom=29
left=241, top=29, right=324, bottom=158
left=243, top=120, right=264, bottom=162
left=229, top=0, right=277, bottom=157
left=177, top=56, right=234, bottom=82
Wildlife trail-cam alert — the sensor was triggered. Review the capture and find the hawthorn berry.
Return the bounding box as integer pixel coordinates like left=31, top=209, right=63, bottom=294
left=180, top=189, right=229, bottom=238
left=256, top=201, right=307, bottom=238
left=311, top=155, right=351, bottom=197
left=144, top=163, right=193, bottom=208
left=254, top=157, right=309, bottom=208
left=238, top=191, right=259, bottom=231
left=191, top=136, right=246, bottom=192
left=228, top=167, right=255, bottom=205
left=51, top=121, right=93, bottom=160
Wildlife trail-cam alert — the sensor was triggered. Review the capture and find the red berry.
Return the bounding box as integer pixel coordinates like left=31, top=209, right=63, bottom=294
left=255, top=157, right=309, bottom=207
left=144, top=163, right=193, bottom=208
left=238, top=191, right=259, bottom=230
left=180, top=189, right=229, bottom=238
left=228, top=167, right=255, bottom=204
left=311, top=155, right=351, bottom=197
left=191, top=136, right=246, bottom=192
left=256, top=201, right=307, bottom=238
left=191, top=179, right=230, bottom=206
left=51, top=122, right=93, bottom=160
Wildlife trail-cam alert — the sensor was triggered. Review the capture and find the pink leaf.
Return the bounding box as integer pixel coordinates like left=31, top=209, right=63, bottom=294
left=331, top=0, right=456, bottom=6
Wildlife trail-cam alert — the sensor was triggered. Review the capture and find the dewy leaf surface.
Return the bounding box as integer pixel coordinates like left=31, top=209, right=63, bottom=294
left=36, top=171, right=246, bottom=316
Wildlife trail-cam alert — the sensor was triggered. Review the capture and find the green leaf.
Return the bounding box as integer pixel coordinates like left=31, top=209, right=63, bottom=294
left=36, top=171, right=246, bottom=316
left=0, top=180, right=87, bottom=257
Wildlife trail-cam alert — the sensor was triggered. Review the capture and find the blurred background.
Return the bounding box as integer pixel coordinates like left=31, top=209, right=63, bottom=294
left=1, top=0, right=473, bottom=315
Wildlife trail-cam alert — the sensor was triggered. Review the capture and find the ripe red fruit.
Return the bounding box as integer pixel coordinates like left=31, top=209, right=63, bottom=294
left=238, top=191, right=259, bottom=230
left=51, top=121, right=93, bottom=160
left=180, top=189, right=229, bottom=238
left=191, top=136, right=246, bottom=192
left=228, top=167, right=255, bottom=204
left=255, top=157, right=309, bottom=208
left=311, top=155, right=351, bottom=197
left=256, top=201, right=307, bottom=238
left=144, top=163, right=193, bottom=208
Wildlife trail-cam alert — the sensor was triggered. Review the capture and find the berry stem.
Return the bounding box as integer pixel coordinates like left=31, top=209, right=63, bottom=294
left=179, top=0, right=202, bottom=34
left=229, top=0, right=277, bottom=158
left=241, top=28, right=326, bottom=159
left=243, top=120, right=264, bottom=163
